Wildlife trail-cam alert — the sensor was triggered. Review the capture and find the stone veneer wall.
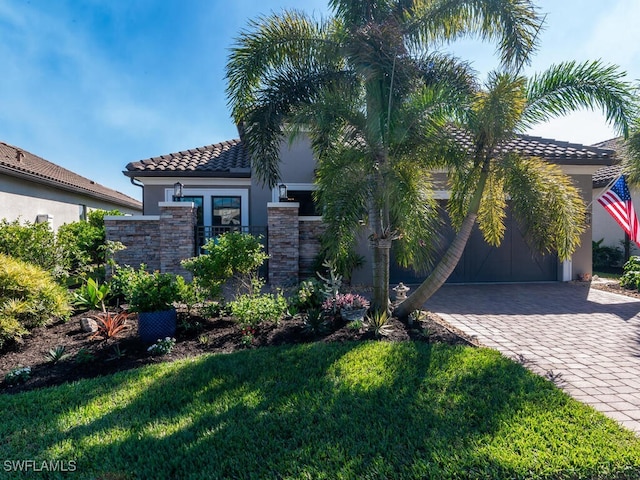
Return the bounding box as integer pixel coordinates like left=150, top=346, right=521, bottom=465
left=107, top=201, right=322, bottom=286
left=267, top=202, right=299, bottom=285
left=299, top=218, right=325, bottom=279
left=105, top=202, right=196, bottom=278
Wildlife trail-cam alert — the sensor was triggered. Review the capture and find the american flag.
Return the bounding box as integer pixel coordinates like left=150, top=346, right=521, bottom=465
left=597, top=175, right=640, bottom=247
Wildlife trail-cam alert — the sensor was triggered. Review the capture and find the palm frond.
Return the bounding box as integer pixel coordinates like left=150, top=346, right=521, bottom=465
left=502, top=154, right=586, bottom=260
left=623, top=128, right=640, bottom=186
left=389, top=161, right=442, bottom=272
left=226, top=11, right=336, bottom=122
left=477, top=166, right=506, bottom=246
left=315, top=146, right=371, bottom=261
left=408, top=0, right=541, bottom=69
left=522, top=60, right=639, bottom=137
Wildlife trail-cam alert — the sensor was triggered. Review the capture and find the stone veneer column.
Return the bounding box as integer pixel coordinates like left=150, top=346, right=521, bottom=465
left=268, top=202, right=299, bottom=285
left=159, top=202, right=197, bottom=278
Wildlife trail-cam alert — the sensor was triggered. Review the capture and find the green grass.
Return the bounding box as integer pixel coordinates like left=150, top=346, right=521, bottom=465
left=1, top=342, right=639, bottom=479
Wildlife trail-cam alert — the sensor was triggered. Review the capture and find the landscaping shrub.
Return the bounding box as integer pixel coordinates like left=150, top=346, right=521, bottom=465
left=592, top=238, right=624, bottom=270
left=230, top=291, right=288, bottom=328
left=57, top=209, right=124, bottom=281
left=0, top=253, right=71, bottom=347
left=0, top=219, right=65, bottom=277
left=289, top=279, right=324, bottom=313
left=127, top=270, right=183, bottom=313
left=620, top=256, right=640, bottom=290
left=182, top=232, right=268, bottom=299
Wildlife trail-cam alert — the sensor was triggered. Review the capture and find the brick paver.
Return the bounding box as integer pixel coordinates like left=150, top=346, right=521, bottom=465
left=424, top=283, right=640, bottom=435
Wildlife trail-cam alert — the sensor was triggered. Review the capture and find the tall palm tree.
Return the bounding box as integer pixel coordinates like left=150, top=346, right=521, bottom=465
left=226, top=0, right=542, bottom=311
left=395, top=61, right=638, bottom=317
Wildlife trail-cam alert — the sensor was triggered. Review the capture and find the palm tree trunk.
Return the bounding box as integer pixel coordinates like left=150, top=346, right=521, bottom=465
left=371, top=238, right=392, bottom=313
left=394, top=166, right=489, bottom=319
left=393, top=211, right=477, bottom=318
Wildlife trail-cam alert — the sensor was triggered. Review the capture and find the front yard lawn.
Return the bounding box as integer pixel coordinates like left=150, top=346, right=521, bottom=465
left=1, top=341, right=639, bottom=479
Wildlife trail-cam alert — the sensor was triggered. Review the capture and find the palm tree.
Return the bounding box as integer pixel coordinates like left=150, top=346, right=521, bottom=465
left=226, top=0, right=542, bottom=311
left=395, top=61, right=638, bottom=318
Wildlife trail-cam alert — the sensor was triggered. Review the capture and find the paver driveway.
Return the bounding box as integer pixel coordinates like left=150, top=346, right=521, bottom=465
left=425, top=283, right=640, bottom=435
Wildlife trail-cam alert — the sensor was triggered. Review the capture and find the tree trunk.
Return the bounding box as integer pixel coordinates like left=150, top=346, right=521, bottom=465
left=393, top=212, right=477, bottom=318
left=393, top=165, right=489, bottom=319
left=371, top=238, right=392, bottom=313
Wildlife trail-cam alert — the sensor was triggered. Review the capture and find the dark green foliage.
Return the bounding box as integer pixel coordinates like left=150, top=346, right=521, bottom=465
left=620, top=256, right=640, bottom=290
left=182, top=232, right=269, bottom=299
left=57, top=209, right=124, bottom=281
left=45, top=346, right=70, bottom=364
left=230, top=291, right=288, bottom=328
left=302, top=308, right=328, bottom=336
left=593, top=239, right=624, bottom=270
left=289, top=279, right=325, bottom=312
left=127, top=270, right=183, bottom=313
left=73, top=278, right=111, bottom=312
left=0, top=219, right=65, bottom=277
left=0, top=253, right=72, bottom=347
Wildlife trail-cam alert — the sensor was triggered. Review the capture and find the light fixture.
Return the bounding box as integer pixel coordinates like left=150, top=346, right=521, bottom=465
left=173, top=182, right=184, bottom=201
left=278, top=183, right=288, bottom=202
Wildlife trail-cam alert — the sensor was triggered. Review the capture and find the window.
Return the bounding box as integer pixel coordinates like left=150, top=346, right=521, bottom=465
left=181, top=196, right=204, bottom=226
left=79, top=204, right=87, bottom=221
left=288, top=190, right=321, bottom=216
left=212, top=196, right=241, bottom=227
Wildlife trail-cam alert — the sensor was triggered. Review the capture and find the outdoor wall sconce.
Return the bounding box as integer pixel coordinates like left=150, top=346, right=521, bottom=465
left=278, top=183, right=288, bottom=202
left=173, top=182, right=184, bottom=201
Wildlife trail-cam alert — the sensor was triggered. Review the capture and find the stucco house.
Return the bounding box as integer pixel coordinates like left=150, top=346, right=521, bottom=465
left=592, top=137, right=640, bottom=259
left=114, top=131, right=615, bottom=286
left=0, top=141, right=141, bottom=230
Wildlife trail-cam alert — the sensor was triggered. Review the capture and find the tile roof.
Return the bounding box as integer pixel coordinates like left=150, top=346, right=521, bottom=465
left=124, top=139, right=250, bottom=177
left=125, top=133, right=615, bottom=180
left=591, top=137, right=626, bottom=187
left=451, top=130, right=617, bottom=164
left=0, top=142, right=142, bottom=210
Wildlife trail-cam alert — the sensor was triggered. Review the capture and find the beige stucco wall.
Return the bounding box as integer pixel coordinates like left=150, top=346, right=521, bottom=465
left=0, top=174, right=141, bottom=231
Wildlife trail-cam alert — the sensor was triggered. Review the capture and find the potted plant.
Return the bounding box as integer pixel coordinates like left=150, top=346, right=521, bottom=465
left=323, top=293, right=370, bottom=322
left=127, top=270, right=181, bottom=343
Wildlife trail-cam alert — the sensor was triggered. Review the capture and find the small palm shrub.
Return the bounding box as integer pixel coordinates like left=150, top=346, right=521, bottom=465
left=0, top=254, right=72, bottom=347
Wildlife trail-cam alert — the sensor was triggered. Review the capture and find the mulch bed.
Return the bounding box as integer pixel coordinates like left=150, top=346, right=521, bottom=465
left=0, top=307, right=474, bottom=394
left=7, top=280, right=631, bottom=395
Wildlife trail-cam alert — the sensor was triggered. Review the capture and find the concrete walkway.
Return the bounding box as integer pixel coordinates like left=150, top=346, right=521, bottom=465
left=425, top=283, right=640, bottom=435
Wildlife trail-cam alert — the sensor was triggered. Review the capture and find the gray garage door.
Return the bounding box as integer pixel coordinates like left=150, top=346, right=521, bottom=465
left=390, top=206, right=558, bottom=284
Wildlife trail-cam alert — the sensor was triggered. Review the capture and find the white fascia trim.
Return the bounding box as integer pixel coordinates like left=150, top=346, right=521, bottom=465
left=136, top=177, right=251, bottom=187
left=164, top=187, right=250, bottom=227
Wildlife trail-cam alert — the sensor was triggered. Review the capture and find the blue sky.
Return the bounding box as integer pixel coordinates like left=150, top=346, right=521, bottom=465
left=0, top=0, right=638, bottom=201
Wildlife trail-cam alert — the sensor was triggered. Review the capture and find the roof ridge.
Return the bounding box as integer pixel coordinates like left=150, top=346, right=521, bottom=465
left=0, top=141, right=141, bottom=209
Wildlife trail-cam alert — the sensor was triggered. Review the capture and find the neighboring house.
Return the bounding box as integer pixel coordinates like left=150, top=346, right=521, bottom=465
left=120, top=132, right=615, bottom=285
left=0, top=141, right=142, bottom=231
left=592, top=137, right=640, bottom=258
